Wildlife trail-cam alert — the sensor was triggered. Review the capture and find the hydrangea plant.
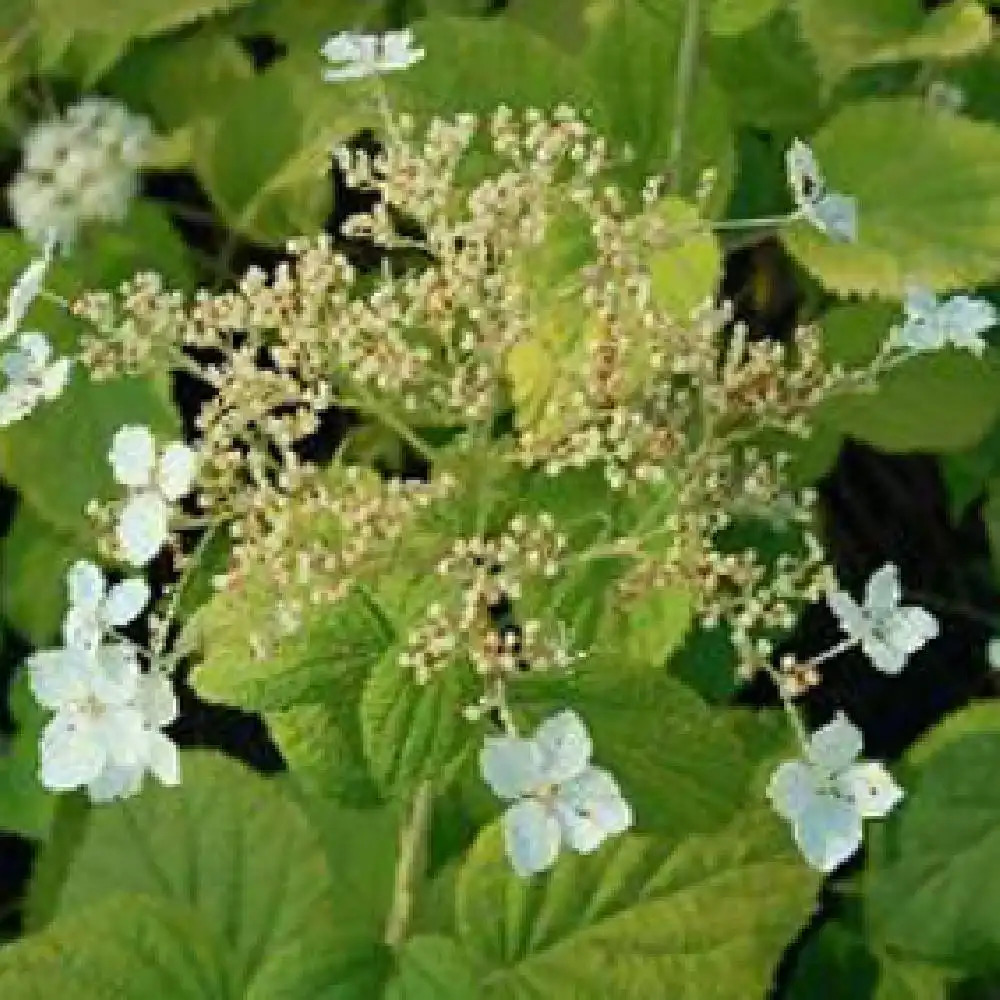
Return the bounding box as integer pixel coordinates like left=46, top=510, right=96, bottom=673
left=1, top=1, right=1000, bottom=998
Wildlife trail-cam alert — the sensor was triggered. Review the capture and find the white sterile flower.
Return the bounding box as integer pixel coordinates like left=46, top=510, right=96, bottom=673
left=0, top=331, right=72, bottom=427
left=27, top=640, right=148, bottom=792
left=1, top=239, right=54, bottom=342
left=894, top=284, right=998, bottom=357
left=826, top=563, right=938, bottom=676
left=785, top=138, right=858, bottom=243
left=62, top=559, right=149, bottom=651
left=768, top=712, right=902, bottom=872
left=7, top=97, right=151, bottom=249
left=480, top=709, right=633, bottom=876
left=109, top=425, right=197, bottom=567
left=987, top=636, right=1000, bottom=672
left=87, top=671, right=181, bottom=802
left=321, top=28, right=424, bottom=82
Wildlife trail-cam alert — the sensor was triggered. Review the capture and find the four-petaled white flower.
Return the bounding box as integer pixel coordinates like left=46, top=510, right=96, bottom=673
left=27, top=639, right=178, bottom=800
left=321, top=29, right=424, bottom=82
left=62, top=559, right=149, bottom=652
left=0, top=332, right=71, bottom=427
left=108, top=425, right=197, bottom=567
left=894, top=284, right=998, bottom=357
left=826, top=563, right=938, bottom=675
left=785, top=138, right=858, bottom=243
left=1, top=240, right=54, bottom=342
left=768, top=712, right=903, bottom=872
left=480, top=709, right=633, bottom=876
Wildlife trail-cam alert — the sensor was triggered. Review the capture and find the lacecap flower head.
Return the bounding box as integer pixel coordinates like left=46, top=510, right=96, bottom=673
left=767, top=711, right=903, bottom=872
left=7, top=97, right=151, bottom=249
left=480, top=709, right=632, bottom=876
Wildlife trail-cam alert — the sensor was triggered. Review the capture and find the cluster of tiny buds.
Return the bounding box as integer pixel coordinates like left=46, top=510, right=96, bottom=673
left=400, top=513, right=574, bottom=690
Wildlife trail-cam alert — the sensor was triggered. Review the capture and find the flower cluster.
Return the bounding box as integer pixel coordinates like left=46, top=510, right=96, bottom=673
left=25, top=561, right=179, bottom=802
left=7, top=97, right=151, bottom=249
left=0, top=332, right=71, bottom=427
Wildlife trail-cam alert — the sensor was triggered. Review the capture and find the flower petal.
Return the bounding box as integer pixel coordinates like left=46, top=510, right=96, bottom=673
left=766, top=760, right=820, bottom=824
left=1, top=254, right=50, bottom=341
left=109, top=424, right=156, bottom=488
left=826, top=588, right=865, bottom=639
left=806, top=712, right=864, bottom=773
left=503, top=798, right=562, bottom=877
left=157, top=442, right=196, bottom=501
left=887, top=605, right=938, bottom=656
left=837, top=762, right=904, bottom=819
left=534, top=709, right=592, bottom=785
left=864, top=563, right=900, bottom=615
left=145, top=730, right=181, bottom=786
left=793, top=794, right=863, bottom=873
left=62, top=604, right=101, bottom=651
left=39, top=356, right=71, bottom=400
left=480, top=735, right=543, bottom=800
left=39, top=711, right=107, bottom=790
left=103, top=577, right=150, bottom=628
left=807, top=192, right=858, bottom=243
left=94, top=705, right=148, bottom=768
left=66, top=559, right=105, bottom=610
left=134, top=671, right=179, bottom=728
left=91, top=643, right=140, bottom=705
left=117, top=491, right=169, bottom=567
left=555, top=766, right=633, bottom=853
left=27, top=646, right=91, bottom=709
left=785, top=139, right=823, bottom=209
left=87, top=763, right=145, bottom=803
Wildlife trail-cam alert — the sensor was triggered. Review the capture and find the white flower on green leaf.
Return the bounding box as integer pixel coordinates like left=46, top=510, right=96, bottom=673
left=108, top=425, right=196, bottom=567
left=768, top=711, right=903, bottom=873
left=894, top=284, right=997, bottom=357
left=321, top=29, right=424, bottom=82
left=826, top=563, right=938, bottom=675
left=0, top=332, right=71, bottom=427
left=62, top=559, right=149, bottom=652
left=785, top=138, right=858, bottom=243
left=480, top=709, right=632, bottom=876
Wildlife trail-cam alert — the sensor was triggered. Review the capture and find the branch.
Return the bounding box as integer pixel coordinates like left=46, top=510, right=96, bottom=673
left=666, top=0, right=703, bottom=191
left=384, top=780, right=433, bottom=949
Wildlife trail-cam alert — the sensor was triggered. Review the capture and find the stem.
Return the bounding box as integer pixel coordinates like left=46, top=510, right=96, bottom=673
left=384, top=780, right=432, bottom=949
left=347, top=391, right=438, bottom=463
left=666, top=0, right=703, bottom=191
left=807, top=635, right=858, bottom=668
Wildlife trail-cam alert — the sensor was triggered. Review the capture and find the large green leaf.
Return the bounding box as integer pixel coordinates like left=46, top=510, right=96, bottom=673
left=32, top=0, right=255, bottom=83
left=811, top=300, right=1000, bottom=453
left=0, top=894, right=229, bottom=998
left=361, top=643, right=476, bottom=797
left=585, top=1, right=734, bottom=208
left=51, top=752, right=388, bottom=994
left=791, top=0, right=991, bottom=87
left=864, top=704, right=1000, bottom=970
left=783, top=100, right=1000, bottom=295
left=0, top=669, right=56, bottom=840
left=708, top=0, right=781, bottom=36
left=455, top=808, right=820, bottom=999
left=511, top=658, right=751, bottom=836
left=384, top=935, right=482, bottom=1000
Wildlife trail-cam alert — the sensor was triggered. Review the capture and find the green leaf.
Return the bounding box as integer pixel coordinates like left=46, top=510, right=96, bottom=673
left=792, top=0, right=991, bottom=88
left=784, top=919, right=879, bottom=999
left=706, top=10, right=823, bottom=132
left=32, top=0, right=255, bottom=83
left=511, top=658, right=751, bottom=836
left=708, top=0, right=781, bottom=36
left=0, top=669, right=56, bottom=840
left=0, top=504, right=89, bottom=645
left=456, top=808, right=820, bottom=999
left=818, top=350, right=1000, bottom=453
left=864, top=705, right=1000, bottom=969
left=194, top=61, right=362, bottom=242
left=783, top=99, right=1000, bottom=295
left=385, top=935, right=482, bottom=1000
left=51, top=752, right=385, bottom=993
left=585, top=2, right=734, bottom=208
left=874, top=953, right=952, bottom=1000
left=361, top=643, right=476, bottom=797
left=0, top=894, right=229, bottom=998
